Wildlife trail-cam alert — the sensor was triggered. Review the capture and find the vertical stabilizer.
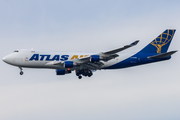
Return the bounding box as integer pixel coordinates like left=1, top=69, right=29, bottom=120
left=138, top=29, right=176, bottom=54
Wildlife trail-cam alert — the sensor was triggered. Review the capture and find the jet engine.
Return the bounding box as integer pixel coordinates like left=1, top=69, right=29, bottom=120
left=56, top=69, right=71, bottom=75
left=63, top=61, right=74, bottom=68
left=90, top=55, right=100, bottom=62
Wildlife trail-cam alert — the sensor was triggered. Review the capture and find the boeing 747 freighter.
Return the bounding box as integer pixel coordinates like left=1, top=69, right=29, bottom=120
left=3, top=29, right=177, bottom=79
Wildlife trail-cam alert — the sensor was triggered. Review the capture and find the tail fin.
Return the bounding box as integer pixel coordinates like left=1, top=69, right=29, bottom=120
left=139, top=29, right=176, bottom=54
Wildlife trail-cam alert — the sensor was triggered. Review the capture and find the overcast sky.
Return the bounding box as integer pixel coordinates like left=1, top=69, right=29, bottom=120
left=0, top=0, right=180, bottom=120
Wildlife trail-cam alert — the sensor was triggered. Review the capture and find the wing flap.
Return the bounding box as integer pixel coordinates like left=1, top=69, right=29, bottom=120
left=83, top=62, right=104, bottom=70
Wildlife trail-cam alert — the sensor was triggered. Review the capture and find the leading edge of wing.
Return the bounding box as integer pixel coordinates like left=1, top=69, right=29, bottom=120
left=102, top=40, right=139, bottom=55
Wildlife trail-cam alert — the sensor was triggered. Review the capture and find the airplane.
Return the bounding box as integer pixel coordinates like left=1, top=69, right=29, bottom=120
left=2, top=29, right=177, bottom=79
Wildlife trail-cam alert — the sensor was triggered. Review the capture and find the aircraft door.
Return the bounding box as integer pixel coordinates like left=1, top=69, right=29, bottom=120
left=25, top=57, right=29, bottom=63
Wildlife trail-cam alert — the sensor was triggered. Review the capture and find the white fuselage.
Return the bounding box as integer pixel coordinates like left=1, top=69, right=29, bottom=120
left=3, top=49, right=132, bottom=70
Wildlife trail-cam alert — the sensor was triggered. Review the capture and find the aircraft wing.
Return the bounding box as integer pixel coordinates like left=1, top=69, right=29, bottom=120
left=78, top=40, right=139, bottom=62
left=102, top=40, right=139, bottom=55
left=51, top=40, right=139, bottom=70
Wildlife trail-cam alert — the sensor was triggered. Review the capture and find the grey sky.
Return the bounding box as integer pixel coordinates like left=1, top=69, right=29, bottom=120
left=0, top=0, right=180, bottom=120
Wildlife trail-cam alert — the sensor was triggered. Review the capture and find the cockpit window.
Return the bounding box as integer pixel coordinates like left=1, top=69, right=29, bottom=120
left=14, top=50, right=19, bottom=52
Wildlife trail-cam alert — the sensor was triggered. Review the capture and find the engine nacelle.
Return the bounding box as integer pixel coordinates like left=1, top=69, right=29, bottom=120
left=56, top=69, right=71, bottom=75
left=63, top=61, right=74, bottom=68
left=90, top=55, right=100, bottom=62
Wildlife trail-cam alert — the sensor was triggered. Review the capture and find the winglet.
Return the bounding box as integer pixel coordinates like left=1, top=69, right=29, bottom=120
left=130, top=40, right=139, bottom=46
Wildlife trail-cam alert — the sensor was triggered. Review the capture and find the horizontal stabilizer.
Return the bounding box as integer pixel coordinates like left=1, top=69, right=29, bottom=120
left=147, top=50, right=177, bottom=59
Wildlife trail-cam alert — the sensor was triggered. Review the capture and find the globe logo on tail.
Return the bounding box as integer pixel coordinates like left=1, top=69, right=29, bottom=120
left=150, top=30, right=175, bottom=53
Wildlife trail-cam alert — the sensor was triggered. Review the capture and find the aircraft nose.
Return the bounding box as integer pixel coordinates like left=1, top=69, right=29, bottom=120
left=2, top=54, right=14, bottom=65
left=2, top=57, right=6, bottom=62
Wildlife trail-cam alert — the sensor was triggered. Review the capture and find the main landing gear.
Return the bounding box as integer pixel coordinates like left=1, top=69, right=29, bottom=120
left=76, top=69, right=93, bottom=79
left=78, top=76, right=82, bottom=79
left=19, top=67, right=24, bottom=75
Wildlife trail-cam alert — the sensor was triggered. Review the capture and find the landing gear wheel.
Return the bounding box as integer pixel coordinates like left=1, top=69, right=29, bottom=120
left=19, top=67, right=23, bottom=75
left=20, top=71, right=23, bottom=75
left=88, top=70, right=93, bottom=77
left=78, top=76, right=82, bottom=79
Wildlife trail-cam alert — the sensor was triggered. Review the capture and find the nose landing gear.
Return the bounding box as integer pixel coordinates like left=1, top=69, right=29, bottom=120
left=20, top=71, right=24, bottom=75
left=19, top=67, right=23, bottom=75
